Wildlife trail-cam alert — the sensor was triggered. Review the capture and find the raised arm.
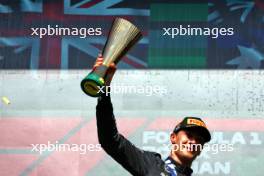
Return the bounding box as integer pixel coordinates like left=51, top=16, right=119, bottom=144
left=96, top=93, right=150, bottom=176
left=93, top=55, right=161, bottom=175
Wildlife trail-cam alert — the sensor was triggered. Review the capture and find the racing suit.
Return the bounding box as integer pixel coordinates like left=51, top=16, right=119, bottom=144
left=96, top=93, right=193, bottom=176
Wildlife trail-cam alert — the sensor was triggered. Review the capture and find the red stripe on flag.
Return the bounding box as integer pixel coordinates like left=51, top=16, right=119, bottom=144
left=48, top=37, right=62, bottom=68
left=39, top=37, right=62, bottom=68
left=79, top=0, right=104, bottom=8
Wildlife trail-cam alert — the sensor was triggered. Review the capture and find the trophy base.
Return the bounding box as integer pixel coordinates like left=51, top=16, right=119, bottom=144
left=81, top=72, right=105, bottom=97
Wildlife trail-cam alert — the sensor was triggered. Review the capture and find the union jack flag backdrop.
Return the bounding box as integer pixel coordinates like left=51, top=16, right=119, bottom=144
left=0, top=0, right=150, bottom=69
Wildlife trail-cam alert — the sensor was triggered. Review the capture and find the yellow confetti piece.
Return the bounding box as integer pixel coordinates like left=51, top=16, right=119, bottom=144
left=2, top=96, right=11, bottom=105
left=99, top=77, right=105, bottom=84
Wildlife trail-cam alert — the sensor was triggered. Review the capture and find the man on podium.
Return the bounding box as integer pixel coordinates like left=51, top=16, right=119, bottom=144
left=94, top=56, right=211, bottom=176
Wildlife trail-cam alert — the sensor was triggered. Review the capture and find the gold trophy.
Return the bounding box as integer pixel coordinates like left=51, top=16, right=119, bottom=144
left=81, top=18, right=142, bottom=97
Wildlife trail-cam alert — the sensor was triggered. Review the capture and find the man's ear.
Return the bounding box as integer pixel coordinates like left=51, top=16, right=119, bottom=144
left=170, top=132, right=177, bottom=144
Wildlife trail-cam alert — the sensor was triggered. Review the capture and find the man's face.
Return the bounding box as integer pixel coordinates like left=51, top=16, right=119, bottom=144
left=170, top=128, right=205, bottom=162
